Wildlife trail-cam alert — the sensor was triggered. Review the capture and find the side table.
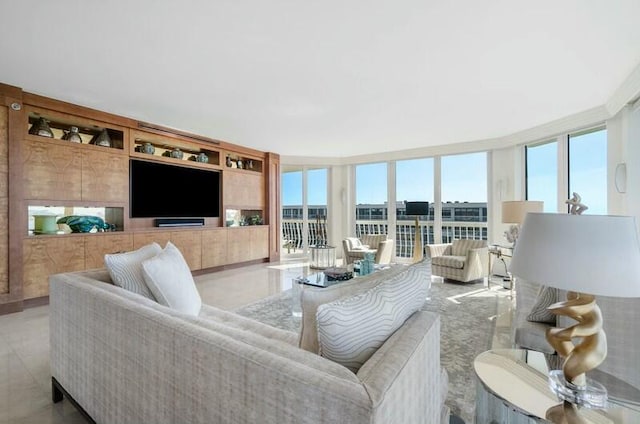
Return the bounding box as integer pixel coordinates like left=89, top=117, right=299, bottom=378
left=309, top=245, right=336, bottom=269
left=474, top=349, right=640, bottom=423
left=488, top=244, right=514, bottom=291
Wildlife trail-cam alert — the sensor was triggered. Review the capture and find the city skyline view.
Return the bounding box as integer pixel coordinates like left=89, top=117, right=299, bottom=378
left=282, top=128, right=606, bottom=216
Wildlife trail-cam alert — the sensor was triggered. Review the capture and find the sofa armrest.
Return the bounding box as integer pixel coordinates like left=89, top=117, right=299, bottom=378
left=426, top=244, right=451, bottom=258
left=358, top=311, right=442, bottom=423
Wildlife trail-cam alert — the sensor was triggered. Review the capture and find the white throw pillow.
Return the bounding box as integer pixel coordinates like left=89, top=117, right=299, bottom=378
left=141, top=242, right=202, bottom=316
left=316, top=259, right=431, bottom=373
left=104, top=242, right=162, bottom=300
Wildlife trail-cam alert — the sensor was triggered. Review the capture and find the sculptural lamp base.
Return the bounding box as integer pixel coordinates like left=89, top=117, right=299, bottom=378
left=548, top=370, right=608, bottom=409
left=412, top=217, right=423, bottom=263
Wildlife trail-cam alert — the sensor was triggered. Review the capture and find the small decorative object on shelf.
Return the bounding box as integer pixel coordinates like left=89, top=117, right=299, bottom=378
left=90, top=129, right=112, bottom=147
left=33, top=214, right=59, bottom=234
left=28, top=117, right=54, bottom=138
left=170, top=148, right=184, bottom=159
left=61, top=126, right=82, bottom=143
left=135, top=142, right=155, bottom=155
left=226, top=156, right=233, bottom=167
left=248, top=214, right=262, bottom=225
left=360, top=252, right=375, bottom=276
left=56, top=215, right=113, bottom=233
left=247, top=160, right=254, bottom=169
left=237, top=158, right=244, bottom=169
left=196, top=152, right=208, bottom=163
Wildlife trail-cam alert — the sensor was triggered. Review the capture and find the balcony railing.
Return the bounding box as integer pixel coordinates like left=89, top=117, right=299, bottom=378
left=282, top=219, right=487, bottom=258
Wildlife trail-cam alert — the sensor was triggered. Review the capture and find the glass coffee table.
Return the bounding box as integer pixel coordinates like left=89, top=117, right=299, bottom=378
left=474, top=349, right=640, bottom=423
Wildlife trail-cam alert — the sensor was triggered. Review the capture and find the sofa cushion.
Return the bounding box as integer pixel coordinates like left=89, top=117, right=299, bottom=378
left=431, top=255, right=465, bottom=269
left=526, top=285, right=558, bottom=324
left=141, top=242, right=202, bottom=316
left=299, top=265, right=409, bottom=353
left=316, top=259, right=430, bottom=373
left=104, top=242, right=161, bottom=300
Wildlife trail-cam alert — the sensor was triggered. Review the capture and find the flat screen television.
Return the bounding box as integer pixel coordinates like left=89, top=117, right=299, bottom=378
left=130, top=159, right=220, bottom=218
left=405, top=201, right=430, bottom=216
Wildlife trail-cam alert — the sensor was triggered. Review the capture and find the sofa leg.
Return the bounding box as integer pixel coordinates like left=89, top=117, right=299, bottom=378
left=52, top=377, right=63, bottom=403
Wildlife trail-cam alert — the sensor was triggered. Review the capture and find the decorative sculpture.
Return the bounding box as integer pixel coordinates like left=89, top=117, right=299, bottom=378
left=56, top=216, right=112, bottom=233
left=565, top=192, right=588, bottom=215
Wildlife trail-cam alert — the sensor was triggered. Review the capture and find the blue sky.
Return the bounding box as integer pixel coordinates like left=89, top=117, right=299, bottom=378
left=283, top=131, right=607, bottom=212
left=527, top=129, right=607, bottom=214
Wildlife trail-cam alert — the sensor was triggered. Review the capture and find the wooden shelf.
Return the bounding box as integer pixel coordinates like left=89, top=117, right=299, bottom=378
left=26, top=106, right=126, bottom=150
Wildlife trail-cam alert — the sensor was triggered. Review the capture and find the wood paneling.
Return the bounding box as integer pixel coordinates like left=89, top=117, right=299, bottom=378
left=133, top=231, right=171, bottom=250
left=0, top=106, right=8, bottom=294
left=226, top=228, right=246, bottom=264
left=169, top=230, right=202, bottom=271
left=249, top=226, right=269, bottom=261
left=23, top=237, right=85, bottom=299
left=84, top=234, right=133, bottom=269
left=201, top=229, right=228, bottom=268
left=223, top=171, right=265, bottom=208
left=81, top=150, right=129, bottom=202
left=23, top=139, right=82, bottom=201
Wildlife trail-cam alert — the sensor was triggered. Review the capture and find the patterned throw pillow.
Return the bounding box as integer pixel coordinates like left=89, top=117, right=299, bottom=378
left=104, top=242, right=161, bottom=300
left=316, top=259, right=431, bottom=373
left=526, top=285, right=559, bottom=324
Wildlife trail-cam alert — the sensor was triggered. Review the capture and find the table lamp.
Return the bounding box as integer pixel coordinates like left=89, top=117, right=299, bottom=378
left=405, top=201, right=429, bottom=263
left=509, top=212, right=640, bottom=422
left=501, top=200, right=543, bottom=244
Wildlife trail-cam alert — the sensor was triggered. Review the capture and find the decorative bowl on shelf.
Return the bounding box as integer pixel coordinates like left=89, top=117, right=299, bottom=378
left=170, top=148, right=183, bottom=159
left=56, top=215, right=112, bottom=233
left=135, top=142, right=155, bottom=154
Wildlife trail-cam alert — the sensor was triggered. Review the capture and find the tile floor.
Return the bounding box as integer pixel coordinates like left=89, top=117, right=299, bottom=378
left=0, top=258, right=514, bottom=423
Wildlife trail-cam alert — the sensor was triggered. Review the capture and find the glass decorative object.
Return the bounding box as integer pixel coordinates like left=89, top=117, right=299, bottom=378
left=90, top=129, right=112, bottom=147
left=170, top=148, right=183, bottom=159
left=196, top=152, right=209, bottom=163
left=61, top=126, right=83, bottom=143
left=28, top=117, right=54, bottom=138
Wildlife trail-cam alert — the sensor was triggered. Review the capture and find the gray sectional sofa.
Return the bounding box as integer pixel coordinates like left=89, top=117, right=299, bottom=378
left=50, top=268, right=448, bottom=424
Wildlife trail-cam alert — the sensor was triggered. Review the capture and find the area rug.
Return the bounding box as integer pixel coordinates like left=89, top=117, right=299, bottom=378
left=235, top=280, right=501, bottom=424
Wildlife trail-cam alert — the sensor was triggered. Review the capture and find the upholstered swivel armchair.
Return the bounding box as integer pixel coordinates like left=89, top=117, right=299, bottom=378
left=342, top=235, right=394, bottom=265
left=427, top=239, right=488, bottom=283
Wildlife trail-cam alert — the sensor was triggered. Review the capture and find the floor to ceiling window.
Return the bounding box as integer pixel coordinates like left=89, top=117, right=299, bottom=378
left=526, top=126, right=607, bottom=214
left=281, top=167, right=329, bottom=257
left=526, top=140, right=558, bottom=212
left=396, top=158, right=434, bottom=258
left=440, top=152, right=488, bottom=243
left=355, top=162, right=388, bottom=236
left=569, top=127, right=607, bottom=214
left=281, top=170, right=303, bottom=255
left=307, top=168, right=328, bottom=246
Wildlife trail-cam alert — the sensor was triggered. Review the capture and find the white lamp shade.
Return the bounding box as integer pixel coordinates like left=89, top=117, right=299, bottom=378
left=502, top=201, right=544, bottom=224
left=509, top=213, right=640, bottom=297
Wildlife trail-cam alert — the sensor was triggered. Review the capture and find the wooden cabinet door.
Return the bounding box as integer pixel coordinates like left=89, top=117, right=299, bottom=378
left=201, top=229, right=228, bottom=268
left=23, top=139, right=82, bottom=201
left=23, top=237, right=85, bottom=299
left=223, top=172, right=265, bottom=208
left=81, top=150, right=129, bottom=202
left=133, top=231, right=171, bottom=250
left=226, top=228, right=247, bottom=264
left=169, top=231, right=202, bottom=271
left=249, top=226, right=269, bottom=260
left=84, top=234, right=133, bottom=269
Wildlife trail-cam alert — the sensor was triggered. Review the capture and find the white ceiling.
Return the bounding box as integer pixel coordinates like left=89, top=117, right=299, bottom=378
left=1, top=1, right=639, bottom=158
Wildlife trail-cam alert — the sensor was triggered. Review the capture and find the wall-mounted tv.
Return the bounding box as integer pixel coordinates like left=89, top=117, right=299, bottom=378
left=130, top=159, right=220, bottom=218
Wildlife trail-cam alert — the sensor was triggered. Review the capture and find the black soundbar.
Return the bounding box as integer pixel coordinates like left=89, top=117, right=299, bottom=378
left=155, top=218, right=205, bottom=227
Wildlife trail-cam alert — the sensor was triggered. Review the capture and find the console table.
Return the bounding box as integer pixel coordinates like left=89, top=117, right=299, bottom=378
left=474, top=349, right=640, bottom=423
